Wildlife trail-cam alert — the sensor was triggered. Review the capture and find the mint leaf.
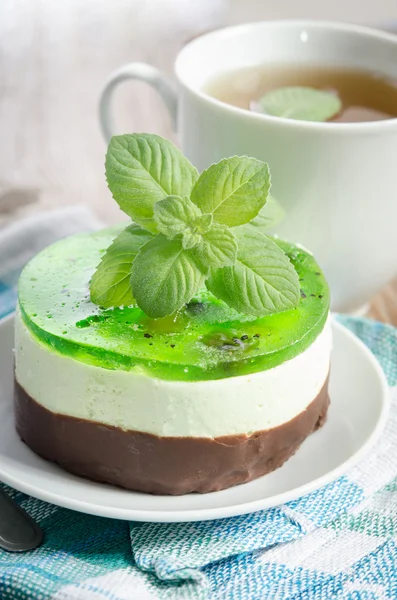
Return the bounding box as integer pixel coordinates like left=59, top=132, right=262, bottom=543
left=154, top=195, right=201, bottom=238
left=154, top=196, right=215, bottom=252
left=196, top=223, right=237, bottom=268
left=259, top=87, right=341, bottom=122
left=249, top=195, right=285, bottom=231
left=131, top=235, right=206, bottom=318
left=106, top=134, right=199, bottom=233
left=194, top=213, right=213, bottom=234
left=190, top=156, right=270, bottom=227
left=182, top=231, right=202, bottom=250
left=90, top=225, right=153, bottom=308
left=206, top=227, right=300, bottom=316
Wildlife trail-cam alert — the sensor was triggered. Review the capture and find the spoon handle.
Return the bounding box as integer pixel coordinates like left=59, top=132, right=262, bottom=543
left=0, top=489, right=43, bottom=552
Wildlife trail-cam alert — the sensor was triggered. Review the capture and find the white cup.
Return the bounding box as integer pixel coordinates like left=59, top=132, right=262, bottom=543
left=99, top=20, right=397, bottom=313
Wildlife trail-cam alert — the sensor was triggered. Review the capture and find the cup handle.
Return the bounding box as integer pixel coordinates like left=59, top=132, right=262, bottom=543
left=99, top=63, right=178, bottom=142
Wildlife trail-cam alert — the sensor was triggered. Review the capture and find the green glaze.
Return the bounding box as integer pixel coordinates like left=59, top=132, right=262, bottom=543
left=18, top=227, right=330, bottom=381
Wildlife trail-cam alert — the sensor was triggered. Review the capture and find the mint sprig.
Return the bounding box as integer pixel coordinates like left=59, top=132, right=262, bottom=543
left=90, top=134, right=300, bottom=319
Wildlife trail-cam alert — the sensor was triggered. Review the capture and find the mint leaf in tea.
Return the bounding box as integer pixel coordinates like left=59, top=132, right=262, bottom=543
left=204, top=65, right=397, bottom=123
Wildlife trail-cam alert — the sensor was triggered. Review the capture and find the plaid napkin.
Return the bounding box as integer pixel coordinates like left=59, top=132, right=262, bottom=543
left=1, top=212, right=397, bottom=599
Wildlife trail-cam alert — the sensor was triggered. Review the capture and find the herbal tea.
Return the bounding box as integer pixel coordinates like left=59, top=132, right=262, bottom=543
left=205, top=65, right=397, bottom=122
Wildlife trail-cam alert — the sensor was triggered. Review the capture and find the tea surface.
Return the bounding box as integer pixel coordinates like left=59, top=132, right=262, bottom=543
left=205, top=64, right=397, bottom=122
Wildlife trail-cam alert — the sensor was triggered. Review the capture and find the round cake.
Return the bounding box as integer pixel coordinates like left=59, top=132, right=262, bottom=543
left=14, top=227, right=331, bottom=495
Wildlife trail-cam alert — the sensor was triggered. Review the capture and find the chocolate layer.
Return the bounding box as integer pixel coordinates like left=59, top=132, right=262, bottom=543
left=14, top=377, right=329, bottom=495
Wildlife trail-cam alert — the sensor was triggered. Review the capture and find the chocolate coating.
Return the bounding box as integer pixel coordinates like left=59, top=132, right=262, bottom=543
left=14, top=377, right=329, bottom=495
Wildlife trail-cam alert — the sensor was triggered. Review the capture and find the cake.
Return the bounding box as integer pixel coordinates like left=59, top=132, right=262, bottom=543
left=14, top=134, right=331, bottom=495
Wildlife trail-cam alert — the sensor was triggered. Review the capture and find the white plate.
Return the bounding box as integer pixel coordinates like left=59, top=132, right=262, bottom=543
left=0, top=315, right=389, bottom=522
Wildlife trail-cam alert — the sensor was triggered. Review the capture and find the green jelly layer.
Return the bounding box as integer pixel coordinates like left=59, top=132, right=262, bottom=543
left=18, top=227, right=330, bottom=381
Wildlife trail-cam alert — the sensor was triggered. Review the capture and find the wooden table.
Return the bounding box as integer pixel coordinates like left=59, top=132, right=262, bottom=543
left=1, top=0, right=396, bottom=324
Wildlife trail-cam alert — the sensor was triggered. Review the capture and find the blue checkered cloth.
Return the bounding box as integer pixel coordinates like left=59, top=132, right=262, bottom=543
left=1, top=217, right=397, bottom=598
left=0, top=279, right=18, bottom=323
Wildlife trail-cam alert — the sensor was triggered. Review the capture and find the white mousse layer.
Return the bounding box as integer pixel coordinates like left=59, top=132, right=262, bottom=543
left=15, top=311, right=331, bottom=438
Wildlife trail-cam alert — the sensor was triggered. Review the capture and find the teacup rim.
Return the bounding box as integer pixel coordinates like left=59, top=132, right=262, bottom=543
left=175, top=19, right=397, bottom=132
